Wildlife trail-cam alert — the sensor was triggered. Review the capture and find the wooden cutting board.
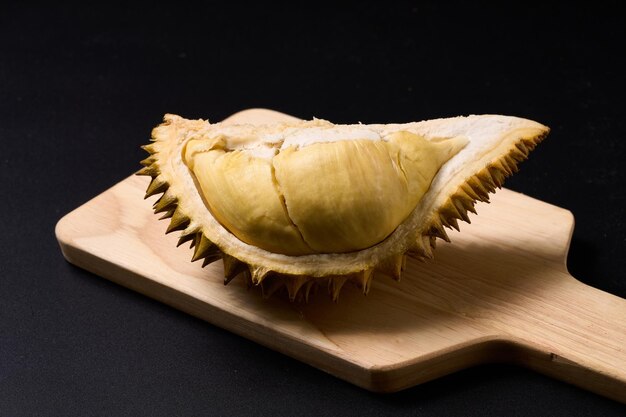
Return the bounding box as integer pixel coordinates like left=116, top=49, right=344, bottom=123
left=56, top=109, right=626, bottom=402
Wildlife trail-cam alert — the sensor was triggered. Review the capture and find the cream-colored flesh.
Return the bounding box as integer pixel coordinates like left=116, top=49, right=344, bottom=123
left=184, top=130, right=467, bottom=255
left=184, top=141, right=313, bottom=256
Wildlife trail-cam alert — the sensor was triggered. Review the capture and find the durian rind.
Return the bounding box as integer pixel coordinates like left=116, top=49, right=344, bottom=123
left=139, top=113, right=548, bottom=301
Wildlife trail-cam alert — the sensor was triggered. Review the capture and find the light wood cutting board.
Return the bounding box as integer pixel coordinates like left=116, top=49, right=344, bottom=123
left=56, top=109, right=626, bottom=402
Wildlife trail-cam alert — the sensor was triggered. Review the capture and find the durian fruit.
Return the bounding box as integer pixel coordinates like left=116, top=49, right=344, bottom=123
left=139, top=113, right=548, bottom=301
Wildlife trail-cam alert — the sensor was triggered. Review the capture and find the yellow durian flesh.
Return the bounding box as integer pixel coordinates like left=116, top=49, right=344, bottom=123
left=184, top=126, right=468, bottom=255
left=184, top=139, right=312, bottom=256
left=273, top=133, right=468, bottom=253
left=140, top=113, right=549, bottom=301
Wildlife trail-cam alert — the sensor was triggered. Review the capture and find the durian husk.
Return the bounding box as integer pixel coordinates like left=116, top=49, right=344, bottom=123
left=139, top=114, right=548, bottom=301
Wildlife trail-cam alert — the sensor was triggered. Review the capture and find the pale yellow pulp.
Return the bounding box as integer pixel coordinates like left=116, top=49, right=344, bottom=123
left=184, top=130, right=467, bottom=255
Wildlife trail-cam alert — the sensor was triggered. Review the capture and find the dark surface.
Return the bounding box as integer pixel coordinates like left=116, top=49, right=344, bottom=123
left=2, top=2, right=626, bottom=416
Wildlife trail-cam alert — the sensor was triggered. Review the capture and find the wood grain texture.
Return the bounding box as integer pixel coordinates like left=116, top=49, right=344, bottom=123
left=56, top=109, right=626, bottom=402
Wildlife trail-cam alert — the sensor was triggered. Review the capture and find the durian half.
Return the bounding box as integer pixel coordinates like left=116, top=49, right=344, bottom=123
left=139, top=113, right=548, bottom=301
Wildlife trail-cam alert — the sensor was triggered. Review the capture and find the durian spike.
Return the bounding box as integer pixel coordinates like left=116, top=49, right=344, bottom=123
left=487, top=166, right=506, bottom=188
left=303, top=280, right=316, bottom=302
left=144, top=177, right=168, bottom=199
left=137, top=165, right=159, bottom=177
left=516, top=142, right=530, bottom=156
left=222, top=253, right=246, bottom=283
left=189, top=232, right=199, bottom=248
left=442, top=215, right=461, bottom=232
left=329, top=276, right=349, bottom=302
left=408, top=235, right=433, bottom=260
left=427, top=218, right=450, bottom=243
left=422, top=235, right=435, bottom=258
left=159, top=208, right=175, bottom=220
left=191, top=234, right=216, bottom=262
left=177, top=233, right=196, bottom=248
left=454, top=192, right=477, bottom=216
left=350, top=269, right=374, bottom=295
left=153, top=191, right=177, bottom=214
left=376, top=254, right=405, bottom=281
left=139, top=156, right=156, bottom=167
left=176, top=228, right=200, bottom=248
left=439, top=199, right=466, bottom=224
left=476, top=170, right=498, bottom=192
left=460, top=198, right=478, bottom=215
left=509, top=147, right=528, bottom=162
left=493, top=159, right=513, bottom=176
left=239, top=269, right=253, bottom=288
left=467, top=177, right=491, bottom=202
left=451, top=199, right=471, bottom=223
left=166, top=208, right=190, bottom=234
left=503, top=155, right=520, bottom=173
left=202, top=252, right=222, bottom=268
left=249, top=265, right=271, bottom=285
left=260, top=275, right=284, bottom=299
left=140, top=143, right=157, bottom=154
left=460, top=183, right=481, bottom=202
left=285, top=276, right=310, bottom=302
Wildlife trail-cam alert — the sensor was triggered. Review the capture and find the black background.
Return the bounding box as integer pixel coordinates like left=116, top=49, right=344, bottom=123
left=2, top=2, right=626, bottom=416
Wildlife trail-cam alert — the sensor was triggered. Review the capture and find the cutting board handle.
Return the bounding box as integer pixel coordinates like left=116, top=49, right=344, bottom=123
left=514, top=276, right=626, bottom=402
